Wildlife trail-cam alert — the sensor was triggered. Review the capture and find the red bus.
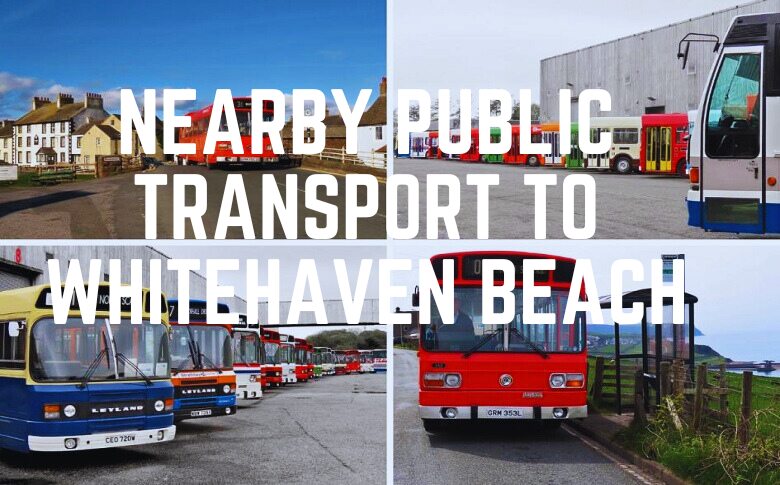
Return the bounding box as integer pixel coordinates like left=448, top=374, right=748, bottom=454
left=334, top=350, right=348, bottom=375
left=177, top=97, right=302, bottom=169
left=261, top=329, right=283, bottom=388
left=344, top=350, right=361, bottom=374
left=294, top=338, right=311, bottom=383
left=504, top=125, right=545, bottom=166
left=639, top=114, right=689, bottom=176
left=428, top=131, right=440, bottom=158
left=304, top=343, right=315, bottom=380
left=417, top=251, right=587, bottom=433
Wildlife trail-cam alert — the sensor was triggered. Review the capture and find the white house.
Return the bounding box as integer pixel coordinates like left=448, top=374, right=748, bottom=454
left=12, top=93, right=108, bottom=166
left=356, top=77, right=387, bottom=165
left=0, top=120, right=13, bottom=164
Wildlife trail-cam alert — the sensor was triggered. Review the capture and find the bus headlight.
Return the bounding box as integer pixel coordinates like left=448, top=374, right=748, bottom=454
left=549, top=374, right=566, bottom=388
left=423, top=372, right=461, bottom=388
left=157, top=430, right=165, bottom=441
left=64, top=438, right=78, bottom=450
left=549, top=373, right=584, bottom=388
left=553, top=408, right=568, bottom=419
left=154, top=400, right=165, bottom=412
left=63, top=405, right=77, bottom=418
left=444, top=374, right=462, bottom=388
left=223, top=385, right=231, bottom=394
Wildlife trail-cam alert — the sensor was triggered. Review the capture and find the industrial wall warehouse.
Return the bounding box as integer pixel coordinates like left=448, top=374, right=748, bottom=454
left=539, top=0, right=780, bottom=120
left=0, top=245, right=247, bottom=312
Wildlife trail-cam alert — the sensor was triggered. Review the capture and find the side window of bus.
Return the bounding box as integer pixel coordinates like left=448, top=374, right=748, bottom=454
left=613, top=128, right=638, bottom=145
left=0, top=321, right=26, bottom=370
left=706, top=53, right=761, bottom=158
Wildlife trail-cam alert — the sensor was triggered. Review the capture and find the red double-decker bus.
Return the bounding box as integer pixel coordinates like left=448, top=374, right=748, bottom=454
left=639, top=113, right=689, bottom=176
left=504, top=125, right=545, bottom=166
left=417, top=251, right=587, bottom=433
left=177, top=97, right=302, bottom=169
left=261, top=329, right=283, bottom=388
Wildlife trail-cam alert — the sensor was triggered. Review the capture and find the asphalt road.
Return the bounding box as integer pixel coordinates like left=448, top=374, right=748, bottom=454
left=393, top=349, right=648, bottom=485
left=0, top=372, right=386, bottom=484
left=0, top=164, right=387, bottom=239
left=395, top=158, right=735, bottom=239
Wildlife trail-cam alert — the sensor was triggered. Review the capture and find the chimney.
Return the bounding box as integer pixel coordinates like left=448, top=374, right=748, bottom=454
left=379, top=76, right=387, bottom=96
left=56, top=93, right=74, bottom=108
left=84, top=92, right=104, bottom=109
left=32, top=96, right=51, bottom=110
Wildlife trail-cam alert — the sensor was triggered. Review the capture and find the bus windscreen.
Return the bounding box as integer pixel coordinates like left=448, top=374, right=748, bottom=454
left=30, top=318, right=170, bottom=382
left=421, top=288, right=585, bottom=353
left=170, top=325, right=232, bottom=371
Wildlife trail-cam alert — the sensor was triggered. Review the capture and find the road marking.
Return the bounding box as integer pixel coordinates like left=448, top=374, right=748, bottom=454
left=563, top=425, right=662, bottom=485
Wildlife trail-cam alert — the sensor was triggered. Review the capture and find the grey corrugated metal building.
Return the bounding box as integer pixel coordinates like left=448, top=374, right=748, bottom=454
left=0, top=246, right=247, bottom=313
left=539, top=0, right=780, bottom=121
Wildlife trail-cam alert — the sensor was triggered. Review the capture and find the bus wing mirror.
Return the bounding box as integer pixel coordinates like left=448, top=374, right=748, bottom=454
left=677, top=41, right=691, bottom=70
left=412, top=285, right=420, bottom=307
left=8, top=321, right=20, bottom=338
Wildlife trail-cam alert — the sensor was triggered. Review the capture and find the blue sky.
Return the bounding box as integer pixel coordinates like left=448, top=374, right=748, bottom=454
left=0, top=0, right=386, bottom=118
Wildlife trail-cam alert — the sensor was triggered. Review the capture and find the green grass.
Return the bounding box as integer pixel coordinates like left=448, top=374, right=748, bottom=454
left=0, top=171, right=95, bottom=188
left=602, top=361, right=780, bottom=484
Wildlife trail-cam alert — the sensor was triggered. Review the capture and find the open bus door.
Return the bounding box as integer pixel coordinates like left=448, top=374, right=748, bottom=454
left=683, top=15, right=776, bottom=234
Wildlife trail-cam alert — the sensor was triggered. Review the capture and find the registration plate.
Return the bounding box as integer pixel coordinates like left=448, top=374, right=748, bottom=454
left=105, top=433, right=136, bottom=444
left=478, top=407, right=524, bottom=419
left=191, top=409, right=212, bottom=417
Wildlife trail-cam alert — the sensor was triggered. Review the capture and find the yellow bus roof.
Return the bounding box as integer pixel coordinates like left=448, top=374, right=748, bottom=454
left=0, top=284, right=168, bottom=321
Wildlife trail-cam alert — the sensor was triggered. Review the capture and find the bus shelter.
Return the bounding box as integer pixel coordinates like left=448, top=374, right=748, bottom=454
left=599, top=289, right=698, bottom=413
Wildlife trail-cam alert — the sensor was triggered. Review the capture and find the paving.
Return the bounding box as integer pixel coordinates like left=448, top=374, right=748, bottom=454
left=393, top=349, right=646, bottom=485
left=394, top=158, right=738, bottom=239
left=0, top=164, right=387, bottom=239
left=0, top=372, right=386, bottom=484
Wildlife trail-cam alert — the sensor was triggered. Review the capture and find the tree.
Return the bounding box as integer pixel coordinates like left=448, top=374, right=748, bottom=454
left=307, top=329, right=387, bottom=350
left=510, top=102, right=541, bottom=123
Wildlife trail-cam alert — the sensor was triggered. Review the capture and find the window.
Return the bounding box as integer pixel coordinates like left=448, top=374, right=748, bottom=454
left=17, top=151, right=21, bottom=163
left=25, top=152, right=30, bottom=163
left=96, top=137, right=101, bottom=146
left=375, top=126, right=383, bottom=140
left=50, top=122, right=55, bottom=133
left=42, top=124, right=47, bottom=134
left=60, top=152, right=65, bottom=163
left=0, top=321, right=26, bottom=369
left=33, top=135, right=38, bottom=145
left=61, top=122, right=66, bottom=132
left=26, top=137, right=30, bottom=147
left=613, top=128, right=639, bottom=144
left=42, top=138, right=47, bottom=147
left=45, top=252, right=54, bottom=260
left=77, top=137, right=81, bottom=148
left=60, top=137, right=65, bottom=148
left=676, top=126, right=688, bottom=144
left=17, top=137, right=21, bottom=147
left=705, top=52, right=761, bottom=158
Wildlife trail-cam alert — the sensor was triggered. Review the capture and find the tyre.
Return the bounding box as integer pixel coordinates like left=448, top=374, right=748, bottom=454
left=527, top=155, right=540, bottom=166
left=676, top=160, right=687, bottom=177
left=422, top=419, right=444, bottom=433
left=615, top=156, right=632, bottom=174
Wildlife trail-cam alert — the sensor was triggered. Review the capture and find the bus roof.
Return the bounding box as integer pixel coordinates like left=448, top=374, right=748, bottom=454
left=430, top=251, right=577, bottom=285
left=0, top=284, right=167, bottom=320
left=589, top=116, right=641, bottom=128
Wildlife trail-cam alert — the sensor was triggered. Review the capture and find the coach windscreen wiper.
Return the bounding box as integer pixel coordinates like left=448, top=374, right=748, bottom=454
left=463, top=329, right=503, bottom=358
left=509, top=327, right=549, bottom=359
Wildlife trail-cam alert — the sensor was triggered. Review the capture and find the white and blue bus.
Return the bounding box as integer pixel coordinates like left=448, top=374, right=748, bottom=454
left=685, top=13, right=780, bottom=234
left=0, top=284, right=175, bottom=452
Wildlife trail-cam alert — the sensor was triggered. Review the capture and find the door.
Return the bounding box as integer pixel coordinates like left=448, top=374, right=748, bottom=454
left=700, top=47, right=764, bottom=233
left=646, top=127, right=672, bottom=172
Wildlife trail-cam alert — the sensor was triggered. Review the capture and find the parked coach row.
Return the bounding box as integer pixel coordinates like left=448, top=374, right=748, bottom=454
left=0, top=284, right=385, bottom=453
left=404, top=113, right=691, bottom=176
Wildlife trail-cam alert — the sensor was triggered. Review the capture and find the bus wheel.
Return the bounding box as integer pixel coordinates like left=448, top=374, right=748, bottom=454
left=422, top=419, right=444, bottom=433
left=615, top=157, right=632, bottom=174
left=527, top=155, right=540, bottom=167
left=676, top=160, right=686, bottom=177
left=543, top=420, right=563, bottom=431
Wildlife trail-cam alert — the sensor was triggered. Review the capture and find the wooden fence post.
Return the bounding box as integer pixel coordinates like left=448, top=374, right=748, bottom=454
left=692, top=363, right=707, bottom=431
left=591, top=357, right=604, bottom=403
left=719, top=363, right=728, bottom=418
left=738, top=371, right=753, bottom=446
left=633, top=369, right=647, bottom=425
left=660, top=361, right=671, bottom=399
